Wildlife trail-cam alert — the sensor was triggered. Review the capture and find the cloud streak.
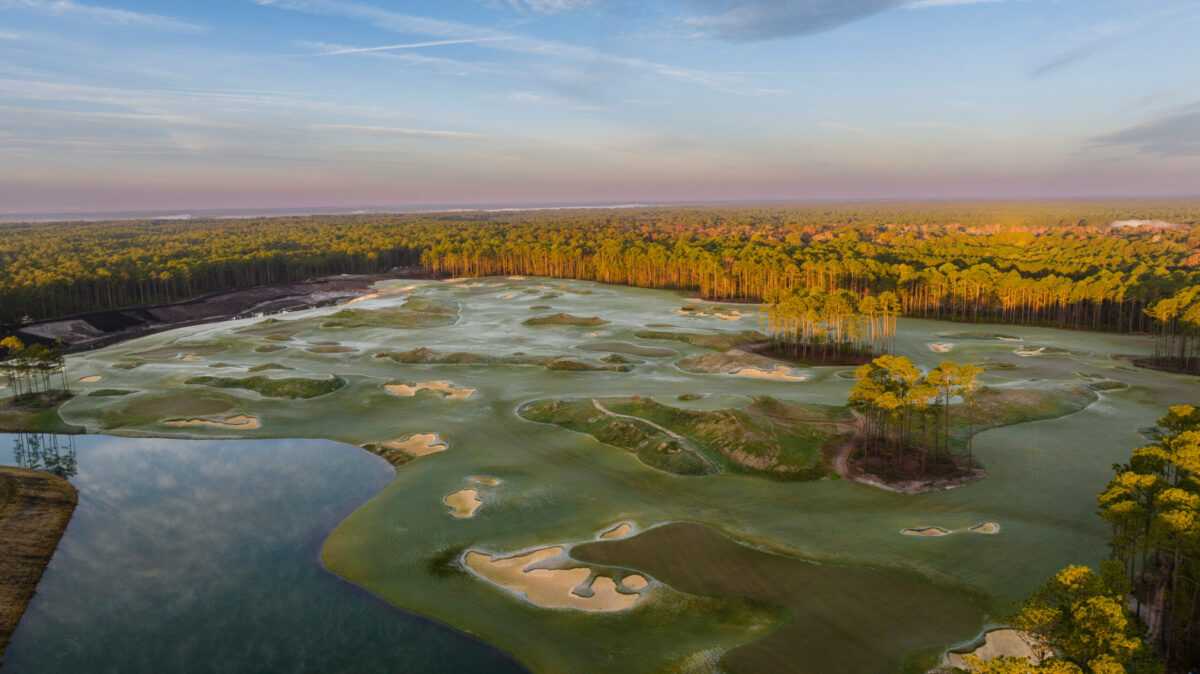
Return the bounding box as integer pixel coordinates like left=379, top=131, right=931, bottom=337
left=1, top=0, right=205, bottom=33
left=1089, top=102, right=1200, bottom=157
left=309, top=123, right=485, bottom=139
left=316, top=37, right=512, bottom=55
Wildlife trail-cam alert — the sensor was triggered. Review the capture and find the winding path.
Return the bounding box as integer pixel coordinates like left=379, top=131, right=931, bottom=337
left=590, top=399, right=719, bottom=472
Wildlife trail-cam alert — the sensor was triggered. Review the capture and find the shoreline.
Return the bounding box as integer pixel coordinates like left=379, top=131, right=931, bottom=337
left=0, top=466, right=78, bottom=662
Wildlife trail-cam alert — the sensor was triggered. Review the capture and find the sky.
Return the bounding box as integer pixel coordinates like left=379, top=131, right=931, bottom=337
left=1, top=0, right=1198, bottom=213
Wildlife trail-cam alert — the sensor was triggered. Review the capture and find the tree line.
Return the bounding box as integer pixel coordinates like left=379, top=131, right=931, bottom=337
left=1, top=337, right=69, bottom=398
left=763, top=288, right=899, bottom=361
left=2, top=203, right=1197, bottom=353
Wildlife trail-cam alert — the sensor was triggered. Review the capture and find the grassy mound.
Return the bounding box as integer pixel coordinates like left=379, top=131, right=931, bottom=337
left=247, top=363, right=292, bottom=372
left=545, top=359, right=631, bottom=373
left=520, top=396, right=849, bottom=479
left=185, top=375, right=347, bottom=399
left=88, top=389, right=135, bottom=397
left=319, top=297, right=458, bottom=330
left=377, top=348, right=630, bottom=372
left=635, top=330, right=767, bottom=352
left=254, top=344, right=286, bottom=353
left=523, top=313, right=609, bottom=327
left=677, top=350, right=789, bottom=374
left=0, top=391, right=82, bottom=434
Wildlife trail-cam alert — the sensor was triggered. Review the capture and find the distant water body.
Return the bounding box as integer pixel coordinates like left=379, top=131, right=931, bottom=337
left=0, top=203, right=658, bottom=224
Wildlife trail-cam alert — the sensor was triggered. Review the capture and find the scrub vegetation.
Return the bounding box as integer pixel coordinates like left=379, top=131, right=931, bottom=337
left=184, top=375, right=347, bottom=399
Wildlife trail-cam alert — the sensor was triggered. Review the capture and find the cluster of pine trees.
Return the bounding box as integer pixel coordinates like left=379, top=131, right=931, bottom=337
left=848, top=355, right=983, bottom=477
left=1147, top=290, right=1200, bottom=374
left=0, top=337, right=69, bottom=398
left=762, top=288, right=899, bottom=361
left=1097, top=405, right=1200, bottom=669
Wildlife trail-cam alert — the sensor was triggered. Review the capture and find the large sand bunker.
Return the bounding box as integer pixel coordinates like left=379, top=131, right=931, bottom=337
left=382, top=433, right=447, bottom=457
left=946, top=629, right=1037, bottom=669
left=79, top=375, right=101, bottom=383
left=732, top=366, right=807, bottom=381
left=902, top=526, right=950, bottom=537
left=163, top=414, right=261, bottom=430
left=464, top=547, right=643, bottom=612
left=445, top=489, right=482, bottom=518
left=384, top=381, right=475, bottom=400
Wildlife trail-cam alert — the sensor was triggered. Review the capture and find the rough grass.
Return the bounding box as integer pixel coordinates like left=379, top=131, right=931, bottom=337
left=0, top=391, right=83, bottom=433
left=377, top=348, right=630, bottom=372
left=88, top=389, right=135, bottom=397
left=185, top=375, right=347, bottom=399
left=523, top=313, right=609, bottom=327
left=254, top=344, right=286, bottom=353
left=318, top=297, right=458, bottom=329
left=676, top=350, right=791, bottom=374
left=0, top=466, right=78, bottom=661
left=635, top=330, right=767, bottom=352
left=520, top=396, right=849, bottom=479
left=359, top=443, right=415, bottom=467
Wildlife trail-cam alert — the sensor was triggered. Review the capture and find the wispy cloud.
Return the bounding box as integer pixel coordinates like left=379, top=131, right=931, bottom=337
left=820, top=121, right=917, bottom=146
left=1030, top=6, right=1200, bottom=78
left=1, top=0, right=205, bottom=33
left=316, top=37, right=512, bottom=56
left=507, top=0, right=601, bottom=14
left=310, top=123, right=484, bottom=139
left=1089, top=102, right=1200, bottom=157
left=906, top=0, right=1002, bottom=7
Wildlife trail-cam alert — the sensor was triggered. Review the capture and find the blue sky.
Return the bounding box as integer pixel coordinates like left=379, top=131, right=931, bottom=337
left=1, top=0, right=1198, bottom=212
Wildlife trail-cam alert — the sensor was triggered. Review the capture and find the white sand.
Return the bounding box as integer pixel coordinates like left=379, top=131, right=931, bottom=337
left=341, top=293, right=379, bottom=306
left=969, top=521, right=1000, bottom=534
left=902, top=526, right=950, bottom=537
left=929, top=343, right=953, bottom=353
left=506, top=276, right=527, bottom=280
left=465, top=547, right=643, bottom=612
left=1016, top=347, right=1046, bottom=357
left=445, top=489, right=482, bottom=518
left=622, top=574, right=649, bottom=591
left=500, top=294, right=516, bottom=300
left=384, top=381, right=475, bottom=400
left=599, top=523, right=633, bottom=540
left=946, top=629, right=1038, bottom=669
left=164, top=414, right=261, bottom=430
left=79, top=375, right=102, bottom=383
left=469, top=476, right=500, bottom=485
left=181, top=354, right=201, bottom=361
left=382, top=433, right=447, bottom=457
left=732, top=366, right=807, bottom=381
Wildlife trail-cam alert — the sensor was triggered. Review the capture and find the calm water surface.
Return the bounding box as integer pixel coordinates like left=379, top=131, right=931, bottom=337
left=0, top=432, right=524, bottom=673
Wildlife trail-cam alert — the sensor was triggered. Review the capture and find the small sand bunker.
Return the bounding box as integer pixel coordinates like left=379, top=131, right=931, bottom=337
left=163, top=414, right=261, bottom=430
left=464, top=547, right=644, bottom=612
left=947, top=629, right=1037, bottom=669
left=500, top=294, right=516, bottom=300
left=79, top=375, right=102, bottom=383
left=902, top=526, right=950, bottom=537
left=587, top=332, right=600, bottom=337
left=469, top=476, right=500, bottom=485
left=732, top=366, right=807, bottom=382
left=445, top=489, right=482, bottom=518
left=969, top=521, right=1000, bottom=534
left=599, top=523, right=633, bottom=540
left=384, top=381, right=475, bottom=400
left=181, top=354, right=201, bottom=361
left=622, top=574, right=649, bottom=591
left=341, top=292, right=379, bottom=306
left=929, top=343, right=953, bottom=353
left=1016, top=347, right=1046, bottom=357
left=506, top=276, right=526, bottom=280
left=381, top=433, right=447, bottom=457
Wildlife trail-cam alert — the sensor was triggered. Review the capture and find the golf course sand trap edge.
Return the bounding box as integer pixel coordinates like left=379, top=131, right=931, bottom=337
left=79, top=375, right=102, bottom=383
left=929, top=343, right=953, bottom=353
left=463, top=547, right=646, bottom=612
left=969, top=522, right=1000, bottom=534
left=946, top=629, right=1037, bottom=669
left=382, top=433, right=447, bottom=457
left=445, top=489, right=482, bottom=518
left=384, top=381, right=475, bottom=399
left=163, top=414, right=261, bottom=430
left=469, top=476, right=500, bottom=485
left=731, top=366, right=807, bottom=381
left=901, top=526, right=950, bottom=537
left=599, top=523, right=633, bottom=540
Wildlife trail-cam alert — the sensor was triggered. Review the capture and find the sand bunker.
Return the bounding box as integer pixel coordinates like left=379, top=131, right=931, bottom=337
left=969, top=522, right=1000, bottom=534
left=732, top=366, right=807, bottom=381
left=381, top=433, right=447, bottom=457
left=384, top=381, right=475, bottom=400
left=622, top=575, right=649, bottom=591
left=506, top=276, right=527, bottom=280
left=464, top=547, right=643, bottom=612
left=902, top=526, right=950, bottom=537
left=181, top=354, right=201, bottom=361
left=947, top=629, right=1037, bottom=669
left=587, top=332, right=600, bottom=337
left=500, top=294, right=516, bottom=300
left=163, top=414, right=261, bottom=430
left=79, top=375, right=102, bottom=383
left=469, top=476, right=500, bottom=485
left=929, top=343, right=953, bottom=353
left=445, top=489, right=482, bottom=518
left=341, top=293, right=379, bottom=306
left=599, top=523, right=633, bottom=540
left=1016, top=347, right=1046, bottom=357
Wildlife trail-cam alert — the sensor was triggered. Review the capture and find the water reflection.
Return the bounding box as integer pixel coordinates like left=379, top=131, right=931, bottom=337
left=10, top=433, right=76, bottom=479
